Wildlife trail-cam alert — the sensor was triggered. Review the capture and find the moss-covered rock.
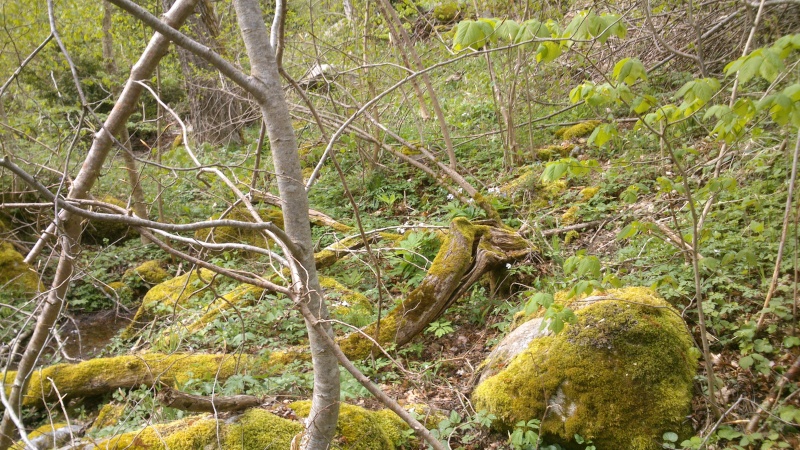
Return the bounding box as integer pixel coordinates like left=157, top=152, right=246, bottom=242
left=193, top=204, right=284, bottom=253
left=124, top=260, right=170, bottom=285
left=83, top=195, right=138, bottom=244
left=222, top=408, right=302, bottom=449
left=321, top=276, right=374, bottom=328
left=122, top=268, right=218, bottom=338
left=433, top=2, right=461, bottom=23
left=473, top=287, right=697, bottom=450
left=0, top=241, right=41, bottom=310
left=290, top=401, right=409, bottom=450
left=535, top=144, right=574, bottom=161
left=555, top=120, right=601, bottom=140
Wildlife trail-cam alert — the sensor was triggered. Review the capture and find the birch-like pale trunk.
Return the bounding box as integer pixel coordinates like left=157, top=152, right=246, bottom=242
left=231, top=1, right=340, bottom=446
left=0, top=1, right=199, bottom=447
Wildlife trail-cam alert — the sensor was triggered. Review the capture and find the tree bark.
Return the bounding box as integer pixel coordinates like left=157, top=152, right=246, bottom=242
left=231, top=1, right=340, bottom=448
left=0, top=1, right=200, bottom=448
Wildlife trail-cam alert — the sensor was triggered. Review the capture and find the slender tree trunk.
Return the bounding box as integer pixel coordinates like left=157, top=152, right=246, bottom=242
left=232, top=1, right=340, bottom=448
left=163, top=0, right=244, bottom=145
left=102, top=1, right=116, bottom=73
left=0, top=1, right=199, bottom=447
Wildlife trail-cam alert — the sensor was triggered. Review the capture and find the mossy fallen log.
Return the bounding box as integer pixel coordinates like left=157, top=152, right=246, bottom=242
left=1, top=353, right=273, bottom=410
left=90, top=402, right=407, bottom=449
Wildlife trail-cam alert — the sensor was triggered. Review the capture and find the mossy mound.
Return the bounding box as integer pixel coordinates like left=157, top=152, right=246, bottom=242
left=83, top=195, right=138, bottom=244
left=473, top=287, right=697, bottom=450
left=0, top=241, right=42, bottom=310
left=290, top=401, right=409, bottom=450
left=122, top=268, right=218, bottom=338
left=321, top=276, right=374, bottom=327
left=193, top=204, right=284, bottom=253
left=555, top=120, right=601, bottom=140
left=433, top=2, right=461, bottom=23
left=535, top=144, right=574, bottom=161
left=123, top=260, right=170, bottom=285
left=102, top=281, right=134, bottom=304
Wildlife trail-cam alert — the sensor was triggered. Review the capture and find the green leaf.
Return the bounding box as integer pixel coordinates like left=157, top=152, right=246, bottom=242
left=577, top=256, right=601, bottom=278
left=453, top=20, right=494, bottom=50
left=493, top=19, right=519, bottom=42
left=588, top=123, right=617, bottom=147
left=515, top=19, right=550, bottom=45
left=536, top=41, right=561, bottom=64
left=612, top=58, right=646, bottom=85
left=739, top=355, right=754, bottom=369
left=542, top=161, right=569, bottom=181
left=616, top=222, right=640, bottom=240
left=699, top=257, right=720, bottom=271
left=663, top=432, right=679, bottom=443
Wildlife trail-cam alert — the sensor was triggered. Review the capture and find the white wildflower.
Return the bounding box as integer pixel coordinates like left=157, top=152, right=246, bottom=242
left=397, top=227, right=405, bottom=234
left=447, top=193, right=455, bottom=201
left=505, top=263, right=512, bottom=269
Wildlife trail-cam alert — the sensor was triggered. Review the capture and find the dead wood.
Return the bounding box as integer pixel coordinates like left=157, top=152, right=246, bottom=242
left=156, top=385, right=261, bottom=413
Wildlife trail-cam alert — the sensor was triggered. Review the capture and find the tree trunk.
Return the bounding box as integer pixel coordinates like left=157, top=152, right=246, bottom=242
left=163, top=0, right=244, bottom=146
left=0, top=1, right=200, bottom=448
left=231, top=1, right=340, bottom=448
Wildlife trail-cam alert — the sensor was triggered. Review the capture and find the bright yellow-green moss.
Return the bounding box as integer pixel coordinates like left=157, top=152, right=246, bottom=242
left=122, top=268, right=217, bottom=338
left=0, top=241, right=41, bottom=309
left=561, top=205, right=579, bottom=225
left=100, top=415, right=220, bottom=450
left=500, top=167, right=538, bottom=197
left=90, top=404, right=125, bottom=432
left=290, top=401, right=409, bottom=450
left=555, top=120, right=601, bottom=140
left=84, top=195, right=138, bottom=243
left=6, top=353, right=268, bottom=408
left=124, top=260, right=170, bottom=285
left=183, top=283, right=265, bottom=333
left=223, top=408, right=302, bottom=449
left=579, top=186, right=600, bottom=201
left=433, top=2, right=460, bottom=23
left=193, top=204, right=285, bottom=251
left=474, top=287, right=696, bottom=450
left=564, top=230, right=579, bottom=244
left=321, top=276, right=374, bottom=327
left=535, top=144, right=573, bottom=161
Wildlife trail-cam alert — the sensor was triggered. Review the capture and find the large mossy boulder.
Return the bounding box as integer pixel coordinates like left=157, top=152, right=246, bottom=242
left=473, top=287, right=697, bottom=450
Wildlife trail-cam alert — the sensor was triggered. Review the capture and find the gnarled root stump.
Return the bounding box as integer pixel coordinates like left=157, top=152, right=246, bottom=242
left=339, top=217, right=534, bottom=358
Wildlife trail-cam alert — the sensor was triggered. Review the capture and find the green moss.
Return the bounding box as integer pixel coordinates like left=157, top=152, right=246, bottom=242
left=556, top=120, right=601, bottom=140
left=193, top=204, right=284, bottom=252
left=290, top=401, right=408, bottom=449
left=433, top=2, right=461, bottom=23
left=473, top=287, right=696, bottom=450
left=338, top=218, right=484, bottom=359
left=0, top=241, right=41, bottom=310
left=90, top=404, right=125, bottom=432
left=564, top=230, right=579, bottom=244
left=122, top=268, right=217, bottom=338
left=321, top=277, right=374, bottom=327
left=83, top=195, right=138, bottom=244
left=184, top=283, right=265, bottom=333
left=224, top=408, right=302, bottom=449
left=8, top=353, right=267, bottom=408
left=535, top=144, right=573, bottom=161
left=579, top=186, right=599, bottom=201
left=124, top=260, right=170, bottom=285
left=561, top=205, right=579, bottom=225
left=500, top=167, right=538, bottom=197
